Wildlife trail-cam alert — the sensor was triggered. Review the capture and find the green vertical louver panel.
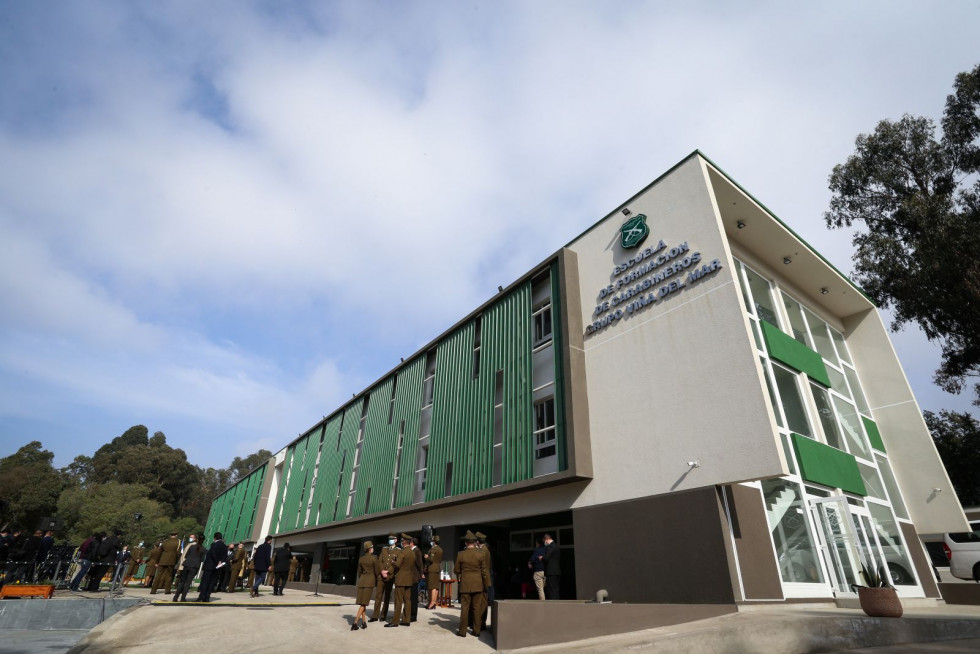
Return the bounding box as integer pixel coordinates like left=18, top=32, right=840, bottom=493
left=309, top=413, right=344, bottom=526
left=202, top=463, right=266, bottom=544
left=349, top=379, right=394, bottom=518
left=392, top=356, right=425, bottom=508
left=550, top=262, right=568, bottom=472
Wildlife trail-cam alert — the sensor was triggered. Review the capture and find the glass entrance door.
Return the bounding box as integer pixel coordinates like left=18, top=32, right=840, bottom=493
left=808, top=496, right=863, bottom=594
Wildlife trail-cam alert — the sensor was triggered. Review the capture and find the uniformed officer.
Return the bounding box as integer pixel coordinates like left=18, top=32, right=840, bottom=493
left=385, top=533, right=416, bottom=627
left=371, top=533, right=399, bottom=622
left=454, top=531, right=490, bottom=638
left=475, top=531, right=493, bottom=630
left=424, top=534, right=443, bottom=609
left=151, top=533, right=180, bottom=594
left=227, top=542, right=246, bottom=592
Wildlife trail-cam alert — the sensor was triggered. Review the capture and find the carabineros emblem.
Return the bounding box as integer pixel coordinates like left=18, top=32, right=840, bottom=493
left=620, top=214, right=649, bottom=249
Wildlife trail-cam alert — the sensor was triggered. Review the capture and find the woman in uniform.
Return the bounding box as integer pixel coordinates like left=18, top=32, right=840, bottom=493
left=353, top=541, right=381, bottom=631
left=424, top=535, right=443, bottom=609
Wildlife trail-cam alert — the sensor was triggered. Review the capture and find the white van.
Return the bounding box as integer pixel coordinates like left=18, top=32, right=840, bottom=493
left=943, top=520, right=980, bottom=582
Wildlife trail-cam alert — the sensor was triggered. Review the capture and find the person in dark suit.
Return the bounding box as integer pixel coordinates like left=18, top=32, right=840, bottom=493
left=424, top=535, right=443, bottom=609
left=251, top=536, right=272, bottom=597
left=272, top=542, right=291, bottom=596
left=385, top=534, right=416, bottom=627
left=370, top=533, right=398, bottom=622
left=410, top=537, right=423, bottom=621
left=194, top=532, right=226, bottom=603
left=172, top=534, right=203, bottom=602
left=353, top=541, right=380, bottom=630
left=542, top=532, right=561, bottom=599
left=454, top=531, right=490, bottom=638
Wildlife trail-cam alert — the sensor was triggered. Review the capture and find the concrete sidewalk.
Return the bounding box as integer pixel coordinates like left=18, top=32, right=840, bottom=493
left=62, top=586, right=980, bottom=653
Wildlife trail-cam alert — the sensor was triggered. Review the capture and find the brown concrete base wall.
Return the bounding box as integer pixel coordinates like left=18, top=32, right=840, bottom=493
left=938, top=583, right=980, bottom=605
left=900, top=522, right=941, bottom=598
left=725, top=484, right=784, bottom=600
left=492, top=600, right=736, bottom=650
left=573, top=486, right=736, bottom=604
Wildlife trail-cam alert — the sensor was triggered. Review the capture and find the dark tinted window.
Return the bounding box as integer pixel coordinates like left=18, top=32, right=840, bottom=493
left=948, top=532, right=980, bottom=543
left=924, top=542, right=950, bottom=566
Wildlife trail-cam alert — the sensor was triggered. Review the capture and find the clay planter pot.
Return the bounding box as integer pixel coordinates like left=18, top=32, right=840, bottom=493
left=857, top=586, right=903, bottom=618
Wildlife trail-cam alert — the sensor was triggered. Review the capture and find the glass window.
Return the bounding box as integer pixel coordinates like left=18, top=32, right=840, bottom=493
left=533, top=398, right=556, bottom=459
left=781, top=293, right=812, bottom=347
left=803, top=308, right=839, bottom=367
left=773, top=365, right=812, bottom=437
left=533, top=305, right=553, bottom=348
left=762, top=478, right=825, bottom=583
left=859, top=463, right=886, bottom=500
left=827, top=365, right=850, bottom=398
left=762, top=358, right=784, bottom=429
left=832, top=396, right=871, bottom=459
left=875, top=455, right=908, bottom=519
left=845, top=366, right=871, bottom=416
left=811, top=383, right=845, bottom=450
left=867, top=503, right=916, bottom=586
left=831, top=329, right=852, bottom=365
left=745, top=267, right=779, bottom=325
left=779, top=432, right=797, bottom=474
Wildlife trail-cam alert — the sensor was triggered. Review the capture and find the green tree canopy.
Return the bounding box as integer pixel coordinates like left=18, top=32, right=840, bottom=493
left=0, top=441, right=64, bottom=532
left=925, top=410, right=980, bottom=505
left=229, top=449, right=272, bottom=483
left=825, top=64, right=980, bottom=403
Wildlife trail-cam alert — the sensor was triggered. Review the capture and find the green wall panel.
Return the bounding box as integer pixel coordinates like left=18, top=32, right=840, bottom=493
left=761, top=321, right=831, bottom=387
left=791, top=432, right=867, bottom=496
left=863, top=417, right=885, bottom=452
left=203, top=463, right=266, bottom=544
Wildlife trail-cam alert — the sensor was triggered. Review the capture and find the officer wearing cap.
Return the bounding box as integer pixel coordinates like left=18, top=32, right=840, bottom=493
left=385, top=533, right=417, bottom=627
left=353, top=541, right=380, bottom=630
left=424, top=534, right=442, bottom=609
left=454, top=531, right=490, bottom=638
left=370, top=533, right=399, bottom=622
left=475, top=531, right=493, bottom=630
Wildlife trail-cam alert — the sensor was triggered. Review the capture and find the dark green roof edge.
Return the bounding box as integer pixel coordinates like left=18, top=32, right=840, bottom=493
left=564, top=149, right=870, bottom=303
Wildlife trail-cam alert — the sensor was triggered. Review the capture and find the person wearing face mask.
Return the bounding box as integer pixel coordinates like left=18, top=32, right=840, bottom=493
left=173, top=534, right=203, bottom=602
left=424, top=535, right=442, bottom=609
left=370, top=534, right=399, bottom=622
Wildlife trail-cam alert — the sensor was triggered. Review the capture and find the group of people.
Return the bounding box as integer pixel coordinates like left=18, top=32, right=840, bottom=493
left=0, top=528, right=56, bottom=586
left=353, top=529, right=494, bottom=639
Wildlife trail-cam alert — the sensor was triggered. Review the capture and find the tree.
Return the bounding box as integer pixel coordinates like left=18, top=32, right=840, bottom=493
left=228, top=449, right=272, bottom=483
left=925, top=410, right=980, bottom=505
left=0, top=441, right=64, bottom=532
left=825, top=64, right=980, bottom=404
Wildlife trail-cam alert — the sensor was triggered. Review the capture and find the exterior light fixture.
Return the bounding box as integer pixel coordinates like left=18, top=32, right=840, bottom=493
left=687, top=460, right=701, bottom=468
left=783, top=257, right=792, bottom=265
left=498, top=285, right=504, bottom=292
left=736, top=220, right=745, bottom=229
left=622, top=208, right=631, bottom=216
left=820, top=287, right=829, bottom=295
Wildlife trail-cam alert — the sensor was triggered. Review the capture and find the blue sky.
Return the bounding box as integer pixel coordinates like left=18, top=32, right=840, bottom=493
left=1, top=1, right=977, bottom=470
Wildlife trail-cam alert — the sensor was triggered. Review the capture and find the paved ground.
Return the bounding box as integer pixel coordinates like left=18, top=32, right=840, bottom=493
left=3, top=584, right=980, bottom=653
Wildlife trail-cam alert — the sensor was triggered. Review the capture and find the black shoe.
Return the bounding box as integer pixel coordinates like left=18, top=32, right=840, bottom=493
left=368, top=618, right=378, bottom=622
left=361, top=622, right=367, bottom=629
left=172, top=596, right=178, bottom=602
left=457, top=633, right=466, bottom=637
left=350, top=623, right=358, bottom=631
left=384, top=623, right=398, bottom=628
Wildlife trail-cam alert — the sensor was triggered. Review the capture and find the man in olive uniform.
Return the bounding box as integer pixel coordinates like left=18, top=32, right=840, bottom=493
left=151, top=532, right=181, bottom=594
left=227, top=542, right=246, bottom=592
left=454, top=531, right=490, bottom=638
left=142, top=541, right=162, bottom=588
left=476, top=531, right=493, bottom=630
left=384, top=533, right=417, bottom=627
left=123, top=542, right=144, bottom=586
left=370, top=533, right=399, bottom=622
left=288, top=555, right=298, bottom=582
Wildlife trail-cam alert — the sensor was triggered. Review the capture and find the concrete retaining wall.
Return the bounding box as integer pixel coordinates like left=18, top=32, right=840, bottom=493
left=0, top=598, right=142, bottom=631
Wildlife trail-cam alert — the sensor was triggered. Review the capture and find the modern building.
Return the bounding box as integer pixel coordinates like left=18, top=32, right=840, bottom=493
left=205, top=151, right=970, bottom=605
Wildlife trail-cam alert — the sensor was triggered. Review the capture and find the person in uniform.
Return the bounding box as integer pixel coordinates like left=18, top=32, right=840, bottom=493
left=384, top=533, right=416, bottom=627
left=476, top=531, right=493, bottom=630
left=424, top=535, right=443, bottom=609
left=123, top=542, right=144, bottom=586
left=151, top=531, right=180, bottom=594
left=288, top=555, right=298, bottom=582
left=353, top=541, right=380, bottom=631
left=142, top=541, right=162, bottom=588
left=454, top=531, right=490, bottom=638
left=370, top=533, right=398, bottom=622
left=227, top=542, right=246, bottom=592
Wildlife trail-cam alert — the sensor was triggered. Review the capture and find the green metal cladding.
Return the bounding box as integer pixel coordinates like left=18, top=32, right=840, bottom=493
left=863, top=416, right=886, bottom=453
left=219, top=263, right=566, bottom=535
left=203, top=464, right=266, bottom=544
left=791, top=432, right=867, bottom=496
left=761, top=320, right=832, bottom=387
